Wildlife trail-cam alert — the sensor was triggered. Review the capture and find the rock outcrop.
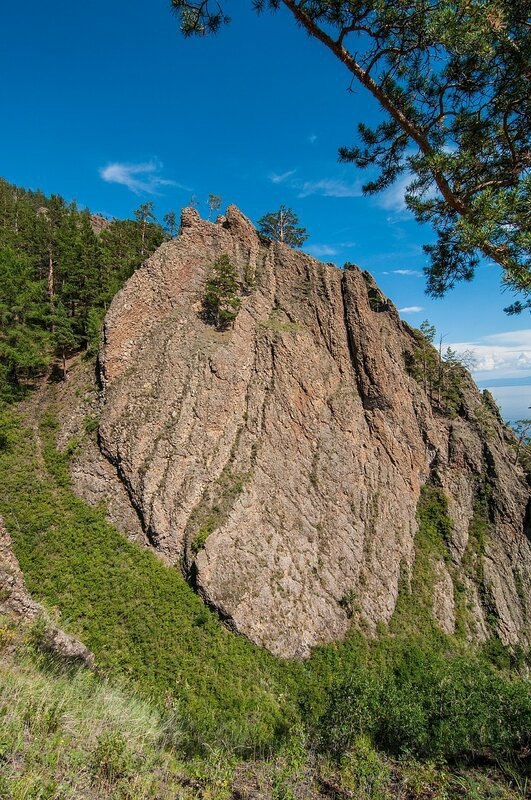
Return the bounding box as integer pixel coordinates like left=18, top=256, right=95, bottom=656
left=0, top=517, right=41, bottom=621
left=89, top=213, right=112, bottom=236
left=97, top=206, right=531, bottom=658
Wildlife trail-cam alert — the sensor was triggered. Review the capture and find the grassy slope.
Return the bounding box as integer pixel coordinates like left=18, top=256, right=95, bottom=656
left=0, top=627, right=190, bottom=800
left=1, top=631, right=525, bottom=800
left=0, top=396, right=529, bottom=798
left=0, top=408, right=299, bottom=756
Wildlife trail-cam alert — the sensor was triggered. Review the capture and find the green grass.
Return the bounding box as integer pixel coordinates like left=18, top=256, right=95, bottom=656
left=302, top=486, right=531, bottom=769
left=0, top=406, right=529, bottom=791
left=0, top=621, right=238, bottom=799
left=1, top=627, right=525, bottom=800
left=0, top=410, right=299, bottom=757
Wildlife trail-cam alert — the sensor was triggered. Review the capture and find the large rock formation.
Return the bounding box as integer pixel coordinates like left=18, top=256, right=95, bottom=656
left=98, top=206, right=531, bottom=658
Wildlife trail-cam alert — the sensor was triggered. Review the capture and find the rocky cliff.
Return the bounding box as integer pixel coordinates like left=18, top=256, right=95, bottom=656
left=97, top=206, right=531, bottom=658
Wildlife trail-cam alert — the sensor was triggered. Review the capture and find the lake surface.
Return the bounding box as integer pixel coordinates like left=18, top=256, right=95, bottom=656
left=483, top=384, right=531, bottom=423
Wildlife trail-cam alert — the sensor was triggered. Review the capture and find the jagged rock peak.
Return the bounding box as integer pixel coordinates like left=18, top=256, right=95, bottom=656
left=98, top=206, right=531, bottom=658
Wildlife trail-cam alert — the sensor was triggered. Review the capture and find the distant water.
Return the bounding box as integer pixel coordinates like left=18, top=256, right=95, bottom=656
left=483, top=385, right=531, bottom=423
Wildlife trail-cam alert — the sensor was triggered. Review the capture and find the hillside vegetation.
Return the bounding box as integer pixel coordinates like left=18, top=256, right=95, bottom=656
left=0, top=178, right=164, bottom=402
left=0, top=179, right=529, bottom=798
left=0, top=396, right=529, bottom=798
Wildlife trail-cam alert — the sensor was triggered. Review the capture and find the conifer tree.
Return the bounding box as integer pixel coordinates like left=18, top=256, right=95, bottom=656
left=52, top=301, right=77, bottom=381
left=203, top=255, right=241, bottom=330
left=418, top=320, right=437, bottom=396
left=0, top=247, right=49, bottom=398
left=207, top=194, right=222, bottom=220
left=163, top=210, right=178, bottom=239
left=0, top=177, right=165, bottom=401
left=257, top=206, right=308, bottom=247
left=134, top=202, right=156, bottom=257
left=511, top=419, right=531, bottom=468
left=171, top=1, right=531, bottom=310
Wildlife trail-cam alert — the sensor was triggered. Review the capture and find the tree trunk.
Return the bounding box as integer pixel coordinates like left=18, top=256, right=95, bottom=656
left=141, top=219, right=146, bottom=257
left=48, top=251, right=55, bottom=301
left=437, top=336, right=443, bottom=406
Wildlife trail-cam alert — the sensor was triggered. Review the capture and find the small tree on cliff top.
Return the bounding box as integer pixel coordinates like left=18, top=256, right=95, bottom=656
left=203, top=254, right=241, bottom=330
left=258, top=205, right=308, bottom=248
left=171, top=1, right=531, bottom=312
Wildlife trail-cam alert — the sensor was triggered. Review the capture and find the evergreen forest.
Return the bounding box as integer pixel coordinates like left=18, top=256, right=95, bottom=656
left=0, top=178, right=165, bottom=401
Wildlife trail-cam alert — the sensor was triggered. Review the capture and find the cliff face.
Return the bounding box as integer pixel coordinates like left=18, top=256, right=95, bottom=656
left=98, top=207, right=531, bottom=658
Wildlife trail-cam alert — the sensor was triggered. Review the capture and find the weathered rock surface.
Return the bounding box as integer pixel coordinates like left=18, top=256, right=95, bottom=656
left=89, top=213, right=112, bottom=236
left=52, top=357, right=146, bottom=547
left=0, top=516, right=41, bottom=621
left=0, top=516, right=94, bottom=667
left=98, top=206, right=531, bottom=657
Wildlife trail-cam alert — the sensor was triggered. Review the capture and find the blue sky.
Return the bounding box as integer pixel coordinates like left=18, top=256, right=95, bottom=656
left=2, top=0, right=530, bottom=418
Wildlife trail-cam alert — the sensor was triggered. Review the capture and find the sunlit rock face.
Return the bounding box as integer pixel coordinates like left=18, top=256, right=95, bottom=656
left=98, top=206, right=531, bottom=658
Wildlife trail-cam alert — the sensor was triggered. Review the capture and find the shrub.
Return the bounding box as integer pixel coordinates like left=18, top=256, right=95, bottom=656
left=191, top=516, right=217, bottom=554
left=340, top=736, right=390, bottom=799
left=202, top=254, right=241, bottom=330
left=318, top=650, right=531, bottom=763
left=90, top=731, right=133, bottom=782
left=83, top=415, right=99, bottom=435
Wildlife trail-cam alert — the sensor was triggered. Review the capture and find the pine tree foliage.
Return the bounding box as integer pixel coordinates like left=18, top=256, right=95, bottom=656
left=134, top=202, right=157, bottom=257
left=203, top=254, right=242, bottom=330
left=163, top=210, right=178, bottom=238
left=257, top=205, right=308, bottom=247
left=510, top=419, right=531, bottom=470
left=406, top=319, right=476, bottom=413
left=0, top=177, right=164, bottom=399
left=207, top=194, right=222, bottom=220
left=170, top=1, right=531, bottom=309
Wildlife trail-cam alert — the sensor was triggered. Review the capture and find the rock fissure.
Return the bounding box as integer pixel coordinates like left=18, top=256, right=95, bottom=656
left=95, top=206, right=531, bottom=657
left=339, top=269, right=370, bottom=413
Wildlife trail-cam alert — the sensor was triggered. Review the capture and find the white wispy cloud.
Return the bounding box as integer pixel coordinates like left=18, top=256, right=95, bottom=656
left=383, top=269, right=423, bottom=277
left=99, top=160, right=183, bottom=195
left=298, top=179, right=363, bottom=199
left=376, top=174, right=411, bottom=212
left=399, top=305, right=424, bottom=314
left=308, top=134, right=318, bottom=144
left=270, top=169, right=297, bottom=184
left=451, top=329, right=531, bottom=380
left=305, top=244, right=338, bottom=257
left=377, top=171, right=439, bottom=216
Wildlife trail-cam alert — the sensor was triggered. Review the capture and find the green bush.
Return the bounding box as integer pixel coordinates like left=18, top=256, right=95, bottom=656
left=202, top=254, right=241, bottom=330
left=318, top=649, right=531, bottom=762
left=191, top=516, right=217, bottom=554
left=83, top=415, right=99, bottom=435
left=90, top=731, right=133, bottom=782
left=340, top=736, right=390, bottom=799
left=1, top=407, right=530, bottom=781
left=0, top=413, right=299, bottom=757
